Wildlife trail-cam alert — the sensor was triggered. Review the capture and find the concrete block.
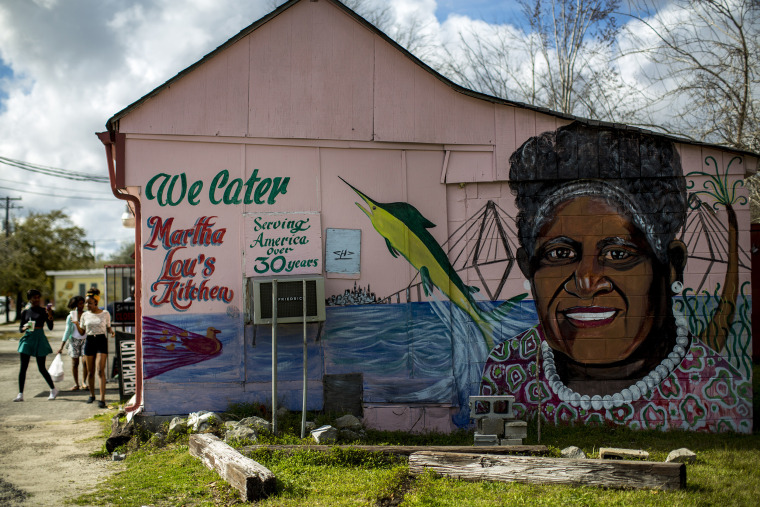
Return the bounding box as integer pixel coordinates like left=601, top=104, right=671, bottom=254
left=504, top=421, right=527, bottom=439
left=665, top=448, right=696, bottom=464
left=500, top=438, right=523, bottom=445
left=473, top=433, right=499, bottom=446
left=478, top=417, right=505, bottom=436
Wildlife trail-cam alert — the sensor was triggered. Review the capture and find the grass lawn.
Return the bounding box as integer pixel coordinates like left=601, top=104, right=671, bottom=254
left=74, top=365, right=760, bottom=506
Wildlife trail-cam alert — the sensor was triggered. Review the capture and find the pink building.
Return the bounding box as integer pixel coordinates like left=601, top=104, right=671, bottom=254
left=100, top=0, right=756, bottom=433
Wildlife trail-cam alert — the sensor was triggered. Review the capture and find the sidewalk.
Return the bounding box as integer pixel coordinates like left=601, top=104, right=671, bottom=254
left=0, top=318, right=121, bottom=398
left=0, top=321, right=123, bottom=505
left=0, top=318, right=27, bottom=333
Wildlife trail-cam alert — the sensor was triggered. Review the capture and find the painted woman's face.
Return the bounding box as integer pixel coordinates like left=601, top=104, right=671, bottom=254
left=86, top=298, right=98, bottom=311
left=529, top=196, right=664, bottom=364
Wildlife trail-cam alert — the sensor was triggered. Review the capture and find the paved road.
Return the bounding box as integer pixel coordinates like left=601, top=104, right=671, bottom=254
left=0, top=320, right=122, bottom=506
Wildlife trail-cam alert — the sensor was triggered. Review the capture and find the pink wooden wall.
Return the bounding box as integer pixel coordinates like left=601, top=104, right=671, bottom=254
left=112, top=0, right=757, bottom=432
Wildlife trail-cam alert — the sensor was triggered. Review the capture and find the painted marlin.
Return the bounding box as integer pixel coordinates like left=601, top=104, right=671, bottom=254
left=342, top=177, right=525, bottom=350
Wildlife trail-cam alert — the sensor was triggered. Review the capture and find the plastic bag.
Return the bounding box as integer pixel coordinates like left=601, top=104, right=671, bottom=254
left=48, top=353, right=65, bottom=383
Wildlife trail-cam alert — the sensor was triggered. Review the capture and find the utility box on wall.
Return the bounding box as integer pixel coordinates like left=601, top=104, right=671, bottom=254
left=252, top=276, right=326, bottom=324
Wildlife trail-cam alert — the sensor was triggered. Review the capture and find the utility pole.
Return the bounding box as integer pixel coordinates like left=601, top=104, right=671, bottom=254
left=1, top=196, right=22, bottom=237
left=0, top=196, right=22, bottom=323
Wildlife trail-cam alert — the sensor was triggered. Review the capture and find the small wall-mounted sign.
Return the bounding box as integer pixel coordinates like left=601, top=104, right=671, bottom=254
left=113, top=302, right=135, bottom=323
left=325, top=228, right=361, bottom=274
left=244, top=212, right=322, bottom=277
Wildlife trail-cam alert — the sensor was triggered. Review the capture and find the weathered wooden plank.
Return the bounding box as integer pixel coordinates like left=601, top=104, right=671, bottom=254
left=598, top=447, right=649, bottom=460
left=408, top=451, right=686, bottom=490
left=189, top=434, right=276, bottom=501
left=494, top=106, right=516, bottom=181
left=243, top=444, right=549, bottom=457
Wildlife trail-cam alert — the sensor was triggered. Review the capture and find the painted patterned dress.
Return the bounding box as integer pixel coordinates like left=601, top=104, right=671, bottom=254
left=480, top=325, right=752, bottom=433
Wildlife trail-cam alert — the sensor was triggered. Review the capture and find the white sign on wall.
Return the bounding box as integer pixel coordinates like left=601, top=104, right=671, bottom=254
left=244, top=212, right=322, bottom=277
left=325, top=228, right=361, bottom=274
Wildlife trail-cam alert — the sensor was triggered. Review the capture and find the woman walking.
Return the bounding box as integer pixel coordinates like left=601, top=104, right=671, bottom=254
left=74, top=289, right=113, bottom=408
left=57, top=296, right=88, bottom=390
left=15, top=289, right=57, bottom=401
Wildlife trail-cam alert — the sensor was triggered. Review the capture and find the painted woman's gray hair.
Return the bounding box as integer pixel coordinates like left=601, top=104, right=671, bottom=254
left=509, top=122, right=687, bottom=264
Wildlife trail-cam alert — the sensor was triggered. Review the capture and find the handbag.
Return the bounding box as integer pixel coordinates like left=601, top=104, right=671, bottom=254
left=48, top=353, right=65, bottom=382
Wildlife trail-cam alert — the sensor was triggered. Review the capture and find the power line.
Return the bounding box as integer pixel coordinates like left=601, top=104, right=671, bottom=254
left=0, top=177, right=105, bottom=194
left=0, top=155, right=110, bottom=183
left=0, top=185, right=116, bottom=201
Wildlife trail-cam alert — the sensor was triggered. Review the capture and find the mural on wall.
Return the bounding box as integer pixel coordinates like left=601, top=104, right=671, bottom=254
left=142, top=316, right=223, bottom=378
left=140, top=166, right=295, bottom=383
left=144, top=215, right=233, bottom=311
left=140, top=214, right=235, bottom=379
left=480, top=123, right=750, bottom=432
left=326, top=282, right=382, bottom=306
left=346, top=122, right=751, bottom=432
left=341, top=177, right=526, bottom=351
left=145, top=169, right=290, bottom=207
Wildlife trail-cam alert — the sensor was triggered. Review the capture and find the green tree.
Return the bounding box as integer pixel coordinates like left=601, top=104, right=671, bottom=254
left=0, top=210, right=94, bottom=319
left=106, top=241, right=136, bottom=265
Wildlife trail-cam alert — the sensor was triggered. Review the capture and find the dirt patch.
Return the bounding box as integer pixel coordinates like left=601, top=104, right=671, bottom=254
left=0, top=477, right=28, bottom=504
left=0, top=324, right=124, bottom=506
left=376, top=473, right=415, bottom=507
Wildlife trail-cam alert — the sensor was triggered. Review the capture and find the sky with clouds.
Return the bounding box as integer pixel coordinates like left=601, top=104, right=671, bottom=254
left=0, top=0, right=709, bottom=259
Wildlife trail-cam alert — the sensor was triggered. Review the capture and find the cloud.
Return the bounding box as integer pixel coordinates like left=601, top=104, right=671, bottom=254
left=0, top=0, right=738, bottom=258
left=0, top=0, right=271, bottom=257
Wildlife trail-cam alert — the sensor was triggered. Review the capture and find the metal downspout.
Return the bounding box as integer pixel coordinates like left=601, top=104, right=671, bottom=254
left=97, top=131, right=143, bottom=413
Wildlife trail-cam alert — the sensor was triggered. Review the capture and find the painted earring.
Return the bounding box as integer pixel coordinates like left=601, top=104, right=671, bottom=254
left=671, top=281, right=683, bottom=294
left=523, top=280, right=531, bottom=291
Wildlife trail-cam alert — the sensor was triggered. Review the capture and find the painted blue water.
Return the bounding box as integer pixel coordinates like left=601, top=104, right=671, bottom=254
left=149, top=297, right=538, bottom=427
left=143, top=292, right=750, bottom=428
left=318, top=295, right=537, bottom=426
left=143, top=311, right=244, bottom=383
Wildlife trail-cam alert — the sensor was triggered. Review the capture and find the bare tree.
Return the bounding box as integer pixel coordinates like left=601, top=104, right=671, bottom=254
left=744, top=174, right=760, bottom=223
left=339, top=0, right=436, bottom=61
left=439, top=0, right=634, bottom=121
left=439, top=22, right=544, bottom=103
left=527, top=0, right=621, bottom=115
left=623, top=0, right=760, bottom=152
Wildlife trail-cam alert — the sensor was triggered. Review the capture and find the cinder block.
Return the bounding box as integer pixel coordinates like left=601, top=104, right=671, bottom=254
left=478, top=417, right=505, bottom=436
left=474, top=433, right=499, bottom=446
left=500, top=438, right=523, bottom=445
left=504, top=421, right=528, bottom=439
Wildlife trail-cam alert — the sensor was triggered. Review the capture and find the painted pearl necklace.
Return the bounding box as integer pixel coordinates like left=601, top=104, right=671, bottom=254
left=541, top=311, right=690, bottom=411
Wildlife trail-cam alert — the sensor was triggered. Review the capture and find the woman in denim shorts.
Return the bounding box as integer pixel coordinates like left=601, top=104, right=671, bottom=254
left=74, top=289, right=114, bottom=408
left=57, top=296, right=88, bottom=390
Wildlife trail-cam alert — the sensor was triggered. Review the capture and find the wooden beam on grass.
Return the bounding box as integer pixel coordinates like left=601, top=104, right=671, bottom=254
left=243, top=444, right=549, bottom=457
left=408, top=451, right=686, bottom=490
left=189, top=434, right=276, bottom=501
